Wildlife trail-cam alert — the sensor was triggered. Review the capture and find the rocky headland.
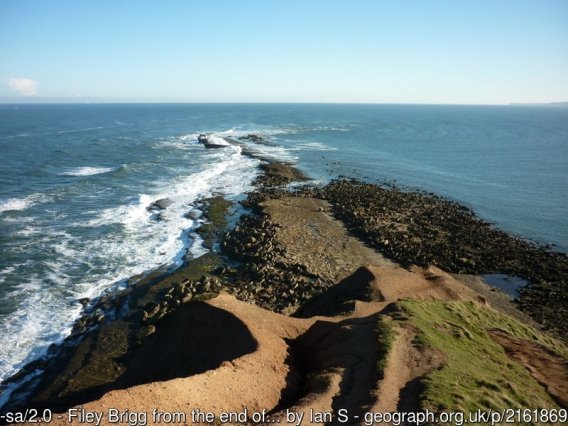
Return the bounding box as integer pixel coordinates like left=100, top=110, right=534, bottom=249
left=1, top=143, right=567, bottom=425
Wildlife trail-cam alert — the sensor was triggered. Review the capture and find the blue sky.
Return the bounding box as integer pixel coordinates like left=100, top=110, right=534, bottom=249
left=1, top=0, right=567, bottom=104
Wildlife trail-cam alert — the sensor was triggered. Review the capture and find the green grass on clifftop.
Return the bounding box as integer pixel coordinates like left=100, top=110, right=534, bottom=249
left=398, top=300, right=567, bottom=414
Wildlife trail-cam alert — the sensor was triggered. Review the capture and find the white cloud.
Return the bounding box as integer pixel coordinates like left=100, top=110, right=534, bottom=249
left=7, top=78, right=38, bottom=96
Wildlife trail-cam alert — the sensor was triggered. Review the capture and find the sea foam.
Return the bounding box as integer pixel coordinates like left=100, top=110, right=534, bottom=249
left=59, top=166, right=117, bottom=177
left=0, top=194, right=50, bottom=213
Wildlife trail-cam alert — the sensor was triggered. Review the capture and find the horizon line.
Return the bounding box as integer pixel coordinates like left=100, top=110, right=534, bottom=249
left=1, top=99, right=567, bottom=107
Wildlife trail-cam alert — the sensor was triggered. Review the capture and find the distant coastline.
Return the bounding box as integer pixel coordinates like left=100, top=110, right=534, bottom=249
left=510, top=101, right=568, bottom=107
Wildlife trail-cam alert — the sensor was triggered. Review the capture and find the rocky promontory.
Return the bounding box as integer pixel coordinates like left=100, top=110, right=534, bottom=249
left=1, top=153, right=567, bottom=424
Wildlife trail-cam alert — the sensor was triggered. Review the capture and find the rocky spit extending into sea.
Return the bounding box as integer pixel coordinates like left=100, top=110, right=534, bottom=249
left=1, top=138, right=567, bottom=424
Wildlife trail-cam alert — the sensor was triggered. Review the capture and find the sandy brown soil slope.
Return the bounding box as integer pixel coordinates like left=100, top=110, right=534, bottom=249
left=59, top=294, right=311, bottom=419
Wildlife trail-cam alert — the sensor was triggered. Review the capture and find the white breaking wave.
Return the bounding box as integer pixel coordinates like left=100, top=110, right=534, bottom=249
left=0, top=198, right=32, bottom=213
left=217, top=127, right=294, bottom=139
left=59, top=166, right=117, bottom=177
left=155, top=133, right=206, bottom=150
left=291, top=142, right=338, bottom=151
left=211, top=128, right=301, bottom=162
left=0, top=265, right=18, bottom=282
left=239, top=140, right=298, bottom=162
left=178, top=133, right=200, bottom=142
left=0, top=194, right=50, bottom=213
left=56, top=127, right=104, bottom=134
left=206, top=134, right=230, bottom=146
left=0, top=274, right=83, bottom=388
left=308, top=125, right=351, bottom=132
left=15, top=226, right=39, bottom=237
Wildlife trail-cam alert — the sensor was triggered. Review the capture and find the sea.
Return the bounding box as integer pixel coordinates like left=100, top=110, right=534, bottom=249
left=0, top=103, right=567, bottom=390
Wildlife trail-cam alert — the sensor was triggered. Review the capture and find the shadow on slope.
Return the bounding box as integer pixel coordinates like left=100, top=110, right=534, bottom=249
left=24, top=302, right=258, bottom=412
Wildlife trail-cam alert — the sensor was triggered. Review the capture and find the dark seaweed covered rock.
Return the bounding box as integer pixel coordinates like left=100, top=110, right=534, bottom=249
left=238, top=133, right=264, bottom=142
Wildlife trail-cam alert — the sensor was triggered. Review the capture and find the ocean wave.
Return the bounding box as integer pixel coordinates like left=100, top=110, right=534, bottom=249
left=237, top=140, right=298, bottom=162
left=291, top=142, right=338, bottom=151
left=14, top=226, right=39, bottom=237
left=307, top=125, right=351, bottom=133
left=68, top=147, right=258, bottom=314
left=0, top=194, right=50, bottom=214
left=0, top=225, right=158, bottom=383
left=0, top=133, right=32, bottom=140
left=0, top=265, right=18, bottom=282
left=178, top=133, right=200, bottom=142
left=217, top=127, right=293, bottom=138
left=56, top=126, right=104, bottom=134
left=0, top=126, right=106, bottom=141
left=1, top=216, right=37, bottom=224
left=154, top=134, right=200, bottom=150
left=0, top=275, right=82, bottom=385
left=59, top=166, right=117, bottom=177
left=197, top=128, right=298, bottom=163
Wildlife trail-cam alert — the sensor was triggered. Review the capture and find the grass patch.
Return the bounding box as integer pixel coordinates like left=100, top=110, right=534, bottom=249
left=398, top=300, right=567, bottom=414
left=375, top=318, right=396, bottom=379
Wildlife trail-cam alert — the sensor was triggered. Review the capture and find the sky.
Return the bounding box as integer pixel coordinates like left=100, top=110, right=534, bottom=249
left=0, top=0, right=567, bottom=104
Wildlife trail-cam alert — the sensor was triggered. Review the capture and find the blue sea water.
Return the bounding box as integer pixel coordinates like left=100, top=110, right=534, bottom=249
left=0, top=103, right=567, bottom=385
